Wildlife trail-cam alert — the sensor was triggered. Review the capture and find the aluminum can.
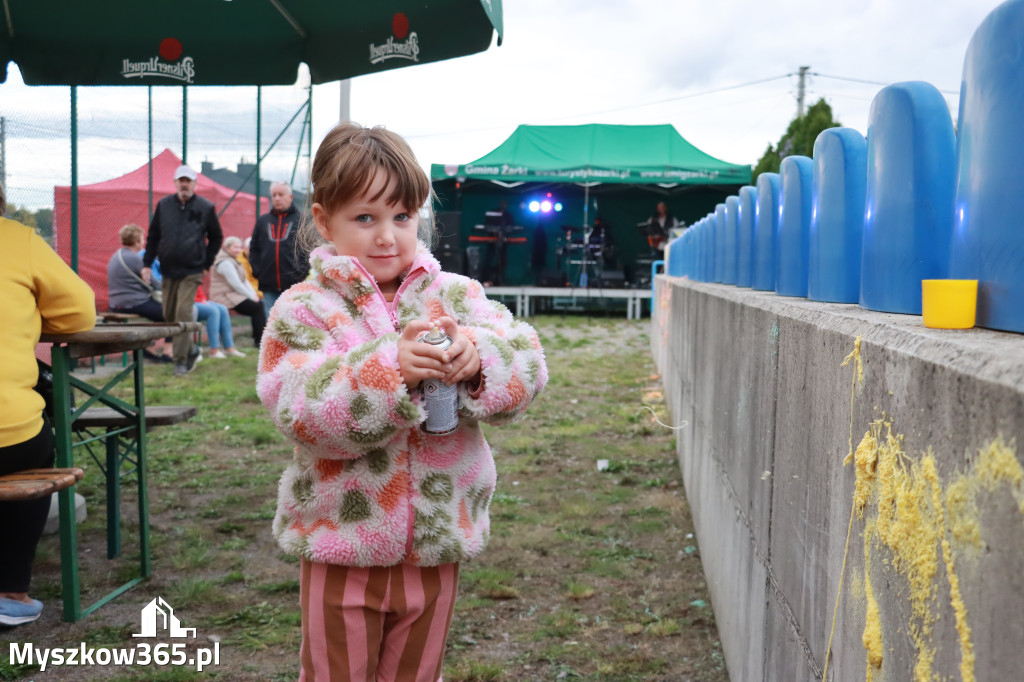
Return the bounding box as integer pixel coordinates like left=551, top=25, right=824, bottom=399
left=419, top=327, right=459, bottom=435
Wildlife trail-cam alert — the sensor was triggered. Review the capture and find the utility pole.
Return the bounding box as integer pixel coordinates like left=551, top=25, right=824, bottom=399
left=339, top=79, right=351, bottom=123
left=797, top=66, right=810, bottom=118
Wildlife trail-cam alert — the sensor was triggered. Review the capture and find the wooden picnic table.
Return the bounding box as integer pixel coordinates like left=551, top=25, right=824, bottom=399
left=40, top=321, right=201, bottom=621
left=41, top=321, right=195, bottom=358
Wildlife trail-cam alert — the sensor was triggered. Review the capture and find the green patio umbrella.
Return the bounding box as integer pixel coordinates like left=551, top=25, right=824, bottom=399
left=0, top=0, right=503, bottom=85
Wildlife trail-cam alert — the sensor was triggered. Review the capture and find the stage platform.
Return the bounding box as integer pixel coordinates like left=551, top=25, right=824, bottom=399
left=483, top=286, right=652, bottom=319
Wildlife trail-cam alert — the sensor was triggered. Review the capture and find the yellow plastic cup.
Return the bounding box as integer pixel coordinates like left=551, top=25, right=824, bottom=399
left=921, top=279, right=978, bottom=329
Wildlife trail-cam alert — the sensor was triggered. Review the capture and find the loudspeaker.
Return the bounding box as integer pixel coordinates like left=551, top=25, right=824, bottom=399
left=465, top=246, right=484, bottom=281
left=435, top=211, right=462, bottom=240
left=433, top=211, right=463, bottom=274
left=536, top=268, right=566, bottom=287
left=598, top=270, right=626, bottom=288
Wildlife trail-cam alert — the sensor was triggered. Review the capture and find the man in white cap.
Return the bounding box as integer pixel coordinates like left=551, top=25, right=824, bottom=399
left=142, top=163, right=223, bottom=376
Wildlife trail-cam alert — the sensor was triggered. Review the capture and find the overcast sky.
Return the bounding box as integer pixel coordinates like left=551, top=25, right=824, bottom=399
left=0, top=0, right=1008, bottom=210
left=330, top=0, right=1002, bottom=173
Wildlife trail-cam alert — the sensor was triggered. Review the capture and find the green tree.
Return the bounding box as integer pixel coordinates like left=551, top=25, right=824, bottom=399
left=752, top=98, right=841, bottom=183
left=34, top=208, right=53, bottom=240
left=8, top=205, right=38, bottom=229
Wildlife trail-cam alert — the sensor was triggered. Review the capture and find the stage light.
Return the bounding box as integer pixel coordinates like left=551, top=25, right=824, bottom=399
left=554, top=203, right=563, bottom=212
left=529, top=200, right=540, bottom=213
left=540, top=200, right=552, bottom=213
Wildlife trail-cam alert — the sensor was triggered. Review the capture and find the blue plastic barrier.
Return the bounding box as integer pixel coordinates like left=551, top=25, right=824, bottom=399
left=723, top=196, right=740, bottom=284
left=684, top=230, right=692, bottom=278
left=808, top=128, right=867, bottom=303
left=737, top=186, right=757, bottom=287
left=695, top=223, right=704, bottom=280
left=713, top=204, right=727, bottom=283
left=692, top=224, right=700, bottom=279
left=679, top=230, right=688, bottom=278
left=776, top=156, right=813, bottom=297
left=753, top=173, right=780, bottom=291
left=860, top=81, right=956, bottom=314
left=702, top=216, right=716, bottom=282
left=949, top=0, right=1024, bottom=332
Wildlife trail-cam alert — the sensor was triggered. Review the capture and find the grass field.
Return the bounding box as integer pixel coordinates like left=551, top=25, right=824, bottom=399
left=1, top=315, right=726, bottom=681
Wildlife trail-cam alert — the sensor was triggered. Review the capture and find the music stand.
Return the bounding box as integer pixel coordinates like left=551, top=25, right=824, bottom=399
left=563, top=224, right=602, bottom=288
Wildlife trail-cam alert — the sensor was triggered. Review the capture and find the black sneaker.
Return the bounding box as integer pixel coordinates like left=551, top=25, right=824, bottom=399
left=143, top=350, right=174, bottom=364
left=173, top=364, right=189, bottom=377
left=185, top=347, right=201, bottom=372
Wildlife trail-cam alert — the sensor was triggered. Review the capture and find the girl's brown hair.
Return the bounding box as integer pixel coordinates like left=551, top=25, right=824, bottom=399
left=298, top=122, right=435, bottom=252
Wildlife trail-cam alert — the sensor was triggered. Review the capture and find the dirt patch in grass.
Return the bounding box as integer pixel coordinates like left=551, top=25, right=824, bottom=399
left=2, top=315, right=725, bottom=682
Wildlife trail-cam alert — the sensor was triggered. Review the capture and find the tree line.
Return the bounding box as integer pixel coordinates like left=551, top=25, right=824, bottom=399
left=4, top=206, right=53, bottom=240
left=752, top=98, right=841, bottom=182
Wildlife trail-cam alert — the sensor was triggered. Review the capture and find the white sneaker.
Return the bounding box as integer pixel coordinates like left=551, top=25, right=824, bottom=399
left=224, top=348, right=247, bottom=358
left=208, top=349, right=227, bottom=359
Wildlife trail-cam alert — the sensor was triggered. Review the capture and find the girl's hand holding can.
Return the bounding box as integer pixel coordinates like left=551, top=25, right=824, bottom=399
left=397, top=317, right=481, bottom=390
left=398, top=320, right=448, bottom=389
left=435, top=316, right=481, bottom=386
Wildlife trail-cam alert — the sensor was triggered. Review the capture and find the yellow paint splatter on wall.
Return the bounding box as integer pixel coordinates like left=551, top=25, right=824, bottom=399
left=823, top=337, right=1024, bottom=682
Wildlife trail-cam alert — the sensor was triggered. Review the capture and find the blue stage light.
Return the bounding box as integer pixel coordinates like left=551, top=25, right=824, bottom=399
left=541, top=200, right=552, bottom=213
left=554, top=203, right=563, bottom=212
left=529, top=200, right=541, bottom=213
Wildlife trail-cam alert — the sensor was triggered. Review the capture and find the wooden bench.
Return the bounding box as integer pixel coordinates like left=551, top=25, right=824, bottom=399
left=100, top=312, right=202, bottom=352
left=73, top=406, right=198, bottom=433
left=81, top=313, right=152, bottom=370
left=0, top=468, right=85, bottom=501
left=100, top=311, right=148, bottom=324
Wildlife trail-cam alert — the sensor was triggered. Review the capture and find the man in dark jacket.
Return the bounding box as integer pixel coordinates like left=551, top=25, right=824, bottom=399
left=142, top=164, right=223, bottom=376
left=249, top=181, right=308, bottom=317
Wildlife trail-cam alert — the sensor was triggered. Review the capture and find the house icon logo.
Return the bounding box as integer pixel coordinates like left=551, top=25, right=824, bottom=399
left=133, top=597, right=197, bottom=638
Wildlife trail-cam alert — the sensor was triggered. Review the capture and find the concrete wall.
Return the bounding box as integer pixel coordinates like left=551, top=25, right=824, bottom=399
left=652, top=276, right=1024, bottom=681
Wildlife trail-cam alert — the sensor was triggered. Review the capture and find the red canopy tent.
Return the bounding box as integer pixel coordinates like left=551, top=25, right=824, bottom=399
left=54, top=149, right=269, bottom=310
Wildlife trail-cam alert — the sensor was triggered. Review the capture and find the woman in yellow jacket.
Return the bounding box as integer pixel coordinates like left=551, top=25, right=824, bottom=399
left=0, top=184, right=96, bottom=626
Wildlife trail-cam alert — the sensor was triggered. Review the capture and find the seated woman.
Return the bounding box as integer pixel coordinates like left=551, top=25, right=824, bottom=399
left=1, top=181, right=96, bottom=625
left=193, top=287, right=245, bottom=359
left=106, top=223, right=171, bottom=362
left=209, top=236, right=265, bottom=347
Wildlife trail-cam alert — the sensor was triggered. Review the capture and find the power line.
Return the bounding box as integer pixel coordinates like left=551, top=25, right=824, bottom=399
left=405, top=73, right=796, bottom=141
left=810, top=71, right=959, bottom=96
left=545, top=73, right=795, bottom=122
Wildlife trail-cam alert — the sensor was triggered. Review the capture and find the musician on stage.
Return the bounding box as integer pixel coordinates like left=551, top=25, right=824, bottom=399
left=645, top=201, right=678, bottom=251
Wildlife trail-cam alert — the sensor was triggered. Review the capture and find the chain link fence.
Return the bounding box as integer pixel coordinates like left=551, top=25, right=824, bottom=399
left=1, top=75, right=311, bottom=306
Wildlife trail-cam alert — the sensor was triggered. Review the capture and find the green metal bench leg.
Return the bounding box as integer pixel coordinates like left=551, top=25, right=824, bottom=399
left=106, top=427, right=121, bottom=559
left=134, top=347, right=151, bottom=578
left=51, top=344, right=83, bottom=622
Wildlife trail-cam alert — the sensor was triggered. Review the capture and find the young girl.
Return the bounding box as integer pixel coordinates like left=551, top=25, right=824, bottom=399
left=257, top=122, right=547, bottom=682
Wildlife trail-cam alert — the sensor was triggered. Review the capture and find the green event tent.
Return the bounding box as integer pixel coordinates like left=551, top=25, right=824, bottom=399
left=430, top=123, right=751, bottom=186
left=431, top=124, right=751, bottom=286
